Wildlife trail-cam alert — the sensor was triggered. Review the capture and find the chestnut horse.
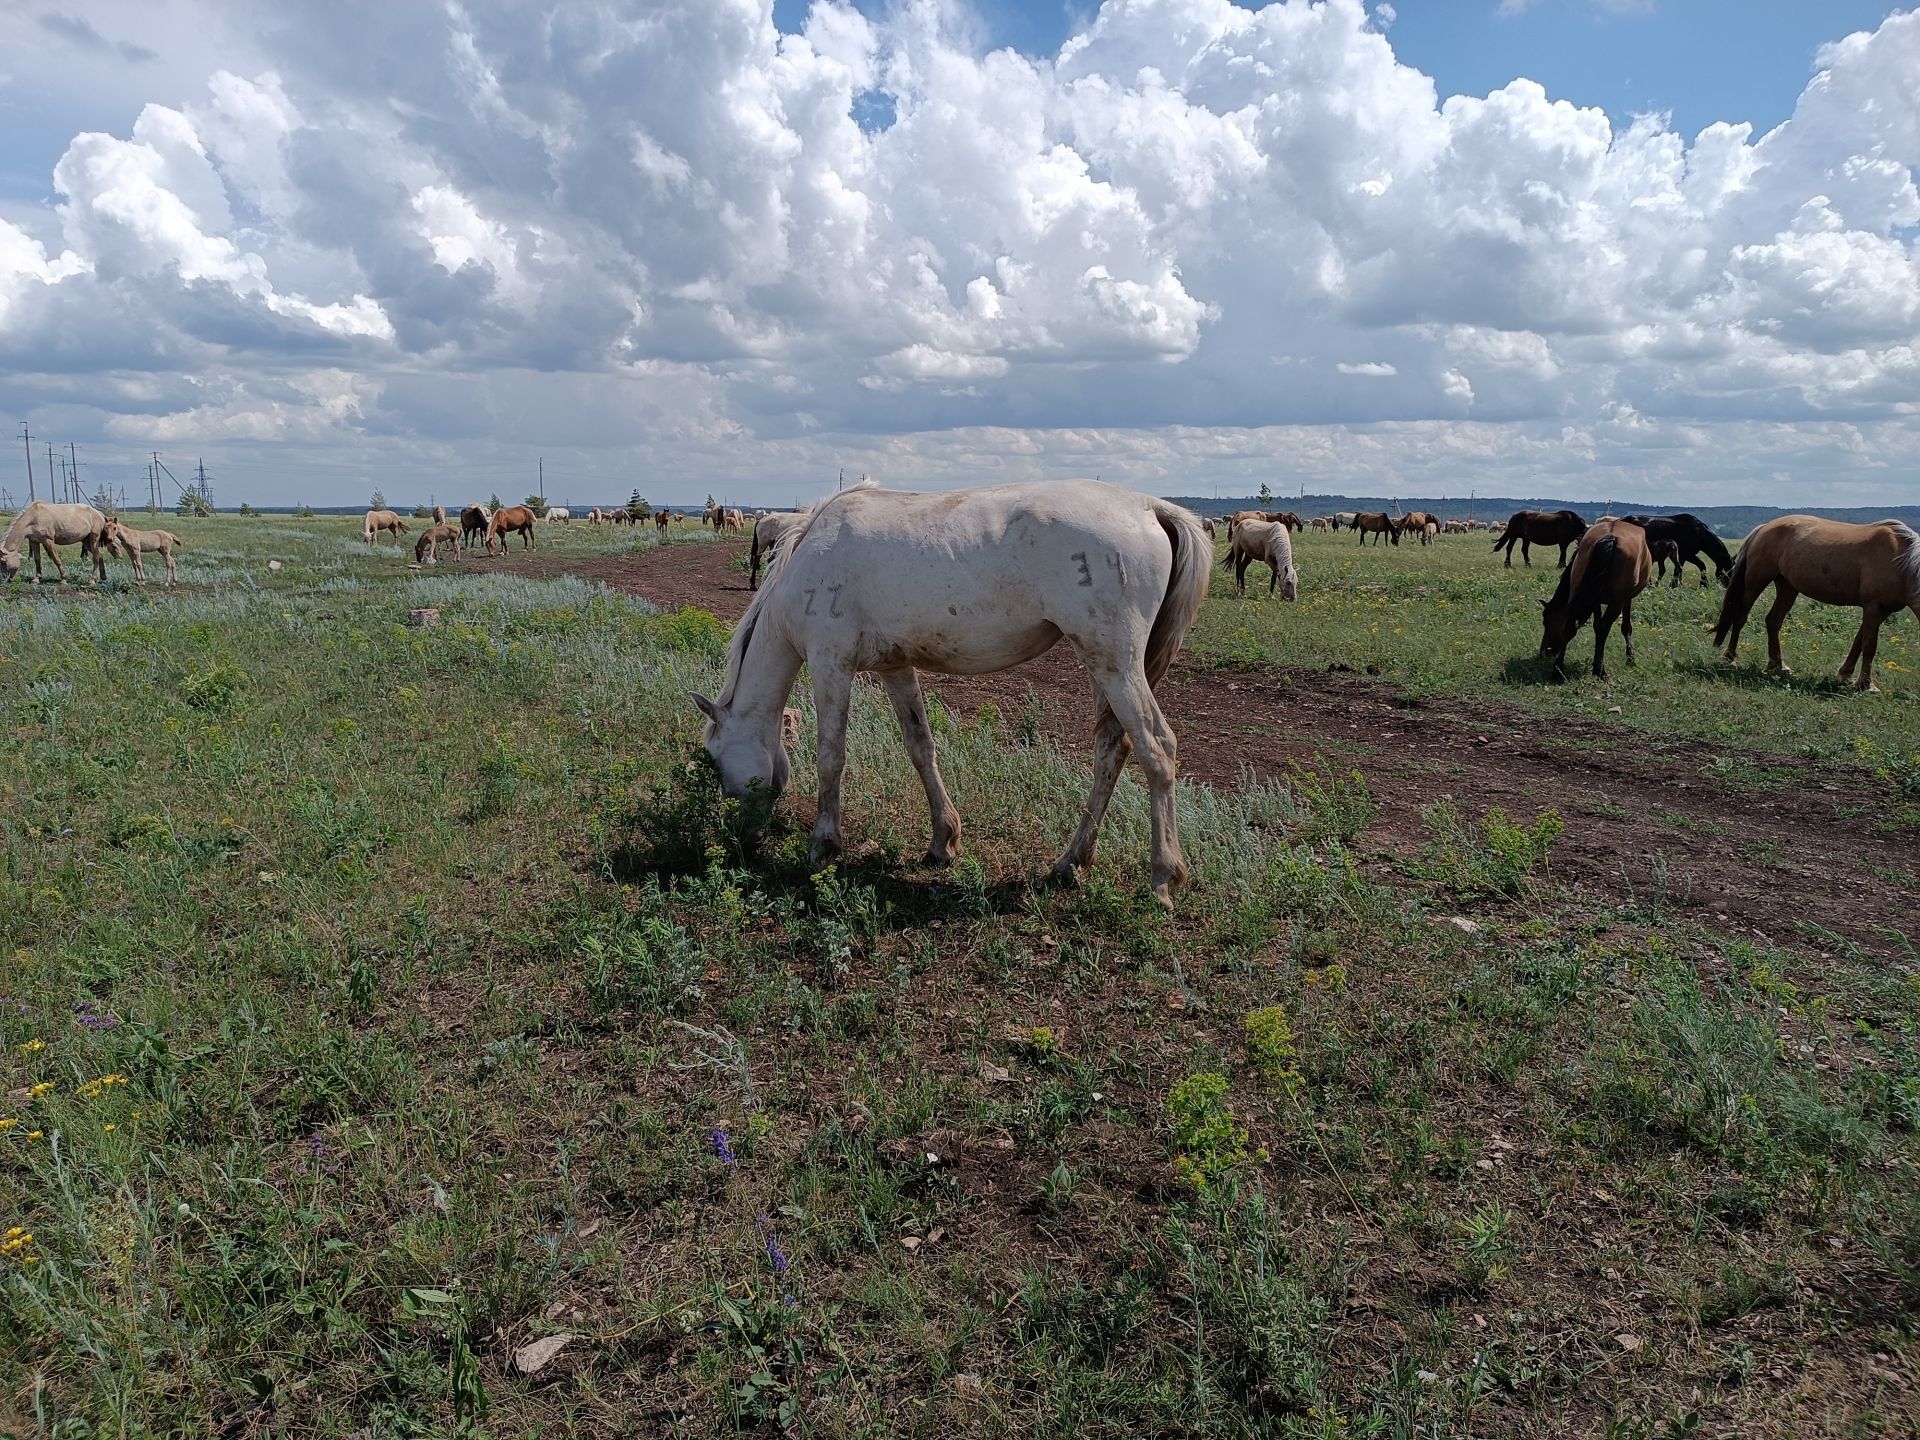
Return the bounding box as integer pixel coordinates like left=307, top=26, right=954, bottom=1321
left=655, top=509, right=670, bottom=531
left=1539, top=518, right=1650, bottom=680
left=414, top=523, right=462, bottom=564
left=1712, top=517, right=1920, bottom=692
left=1495, top=509, right=1587, bottom=568
left=486, top=505, right=538, bottom=554
left=1352, top=512, right=1400, bottom=547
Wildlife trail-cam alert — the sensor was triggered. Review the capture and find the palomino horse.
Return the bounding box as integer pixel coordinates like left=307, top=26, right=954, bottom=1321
left=1619, top=513, right=1734, bottom=588
left=1712, top=517, right=1920, bottom=692
left=1539, top=518, right=1651, bottom=680
left=414, top=523, right=462, bottom=564
left=722, top=508, right=745, bottom=532
left=432, top=505, right=447, bottom=525
left=749, top=510, right=810, bottom=590
left=1495, top=509, right=1587, bottom=568
left=1230, top=518, right=1298, bottom=599
left=1352, top=512, right=1400, bottom=547
left=692, top=480, right=1212, bottom=907
left=103, top=518, right=184, bottom=584
left=486, top=505, right=538, bottom=554
left=1, top=501, right=110, bottom=584
left=460, top=505, right=491, bottom=549
left=704, top=503, right=723, bottom=529
left=364, top=509, right=409, bottom=545
left=546, top=507, right=572, bottom=523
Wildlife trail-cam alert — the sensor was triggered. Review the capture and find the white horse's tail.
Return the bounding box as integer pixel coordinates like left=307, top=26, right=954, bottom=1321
left=1145, top=500, right=1212, bottom=688
left=1894, top=520, right=1920, bottom=608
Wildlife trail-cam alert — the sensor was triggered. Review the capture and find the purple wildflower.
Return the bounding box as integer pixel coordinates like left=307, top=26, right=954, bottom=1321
left=74, top=999, right=120, bottom=1030
left=757, top=1214, right=790, bottom=1274
left=709, top=1128, right=737, bottom=1172
left=308, top=1133, right=330, bottom=1158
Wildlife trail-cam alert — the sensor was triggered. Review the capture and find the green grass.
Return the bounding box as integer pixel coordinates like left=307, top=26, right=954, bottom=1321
left=1, top=517, right=1916, bottom=1437
left=1191, top=529, right=1920, bottom=765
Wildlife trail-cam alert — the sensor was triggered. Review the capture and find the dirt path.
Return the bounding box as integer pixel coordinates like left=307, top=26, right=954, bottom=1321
left=532, top=541, right=1915, bottom=956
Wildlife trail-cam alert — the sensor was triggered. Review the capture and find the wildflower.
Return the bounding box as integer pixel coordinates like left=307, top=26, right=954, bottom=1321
left=0, top=1119, right=15, bottom=1132
left=19, top=1039, right=44, bottom=1053
left=709, top=1128, right=737, bottom=1172
left=27, top=1083, right=53, bottom=1099
left=1, top=1227, right=32, bottom=1258
left=102, top=1124, right=116, bottom=1133
left=26, top=1132, right=42, bottom=1141
left=756, top=1215, right=790, bottom=1274
left=75, top=1074, right=126, bottom=1100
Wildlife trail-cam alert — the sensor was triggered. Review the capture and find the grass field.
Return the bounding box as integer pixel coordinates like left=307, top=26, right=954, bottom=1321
left=2, top=514, right=1916, bottom=1437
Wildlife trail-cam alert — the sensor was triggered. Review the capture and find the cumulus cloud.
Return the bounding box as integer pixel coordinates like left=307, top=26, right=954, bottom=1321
left=0, top=0, right=1917, bottom=506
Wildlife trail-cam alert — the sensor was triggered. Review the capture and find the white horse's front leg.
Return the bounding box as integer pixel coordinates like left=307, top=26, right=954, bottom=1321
left=878, top=670, right=960, bottom=863
left=809, top=663, right=854, bottom=866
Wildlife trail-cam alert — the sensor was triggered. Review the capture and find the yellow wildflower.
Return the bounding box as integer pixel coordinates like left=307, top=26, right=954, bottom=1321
left=26, top=1131, right=42, bottom=1141
left=27, top=1083, right=53, bottom=1099
left=19, top=1039, right=44, bottom=1053
left=102, top=1124, right=115, bottom=1133
left=0, top=1118, right=15, bottom=1131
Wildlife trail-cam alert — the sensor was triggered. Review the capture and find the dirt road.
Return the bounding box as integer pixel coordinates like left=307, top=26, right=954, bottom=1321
left=535, top=540, right=1915, bottom=957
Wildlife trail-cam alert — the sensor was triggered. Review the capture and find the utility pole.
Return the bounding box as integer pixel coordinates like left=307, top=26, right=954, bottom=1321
left=20, top=421, right=33, bottom=502
left=538, top=457, right=544, bottom=499
left=68, top=442, right=79, bottom=505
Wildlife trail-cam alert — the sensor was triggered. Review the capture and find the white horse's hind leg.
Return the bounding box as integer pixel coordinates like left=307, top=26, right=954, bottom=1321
left=808, top=663, right=855, bottom=865
left=1102, top=672, right=1187, bottom=907
left=878, top=670, right=961, bottom=863
left=1053, top=706, right=1130, bottom=887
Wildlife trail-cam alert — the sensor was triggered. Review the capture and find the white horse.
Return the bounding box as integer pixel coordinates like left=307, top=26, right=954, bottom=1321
left=1229, top=518, right=1298, bottom=599
left=748, top=509, right=810, bottom=590
left=1, top=501, right=110, bottom=584
left=546, top=507, right=571, bottom=523
left=692, top=479, right=1212, bottom=906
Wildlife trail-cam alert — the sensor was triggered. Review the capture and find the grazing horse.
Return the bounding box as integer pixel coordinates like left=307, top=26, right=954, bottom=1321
left=1712, top=516, right=1920, bottom=692
left=1495, top=509, right=1588, bottom=568
left=414, top=523, right=462, bottom=564
left=1230, top=519, right=1299, bottom=599
left=486, top=505, right=538, bottom=555
left=1332, top=512, right=1356, bottom=531
left=546, top=507, right=571, bottom=524
left=722, top=508, right=745, bottom=532
left=460, top=505, right=491, bottom=549
left=1400, top=511, right=1437, bottom=545
left=1539, top=518, right=1651, bottom=681
left=1352, top=512, right=1400, bottom=547
left=103, top=518, right=184, bottom=584
left=749, top=510, right=810, bottom=590
left=432, top=505, right=447, bottom=525
left=692, top=479, right=1212, bottom=907
left=1649, top=538, right=1680, bottom=583
left=1442, top=519, right=1471, bottom=534
left=364, top=509, right=409, bottom=545
left=1619, top=513, right=1734, bottom=588
left=1, top=501, right=110, bottom=584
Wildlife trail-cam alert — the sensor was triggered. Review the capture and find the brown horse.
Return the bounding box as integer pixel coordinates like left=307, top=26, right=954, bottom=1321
left=1712, top=517, right=1920, bottom=692
left=2, top=501, right=110, bottom=584
left=654, top=509, right=670, bottom=531
left=486, top=505, right=538, bottom=555
left=460, top=505, right=491, bottom=549
left=1650, top=537, right=1680, bottom=583
left=1495, top=509, right=1587, bottom=568
left=364, top=509, right=409, bottom=545
left=103, top=518, right=184, bottom=584
left=1539, top=518, right=1650, bottom=680
left=414, top=523, right=462, bottom=564
left=1352, top=512, right=1400, bottom=547
left=1400, top=510, right=1437, bottom=545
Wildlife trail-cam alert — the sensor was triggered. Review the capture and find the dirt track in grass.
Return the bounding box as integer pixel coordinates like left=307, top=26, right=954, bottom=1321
left=518, top=538, right=1915, bottom=959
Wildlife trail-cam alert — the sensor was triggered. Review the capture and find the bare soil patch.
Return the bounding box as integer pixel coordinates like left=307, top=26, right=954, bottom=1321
left=534, top=541, right=1915, bottom=957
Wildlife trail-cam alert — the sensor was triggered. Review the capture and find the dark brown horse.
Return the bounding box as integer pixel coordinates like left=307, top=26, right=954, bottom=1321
left=460, top=505, right=490, bottom=549
left=1495, top=509, right=1588, bottom=568
left=1539, top=519, right=1650, bottom=680
left=1352, top=512, right=1400, bottom=547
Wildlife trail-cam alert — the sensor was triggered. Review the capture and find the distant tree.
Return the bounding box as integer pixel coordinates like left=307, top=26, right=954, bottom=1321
left=705, top=492, right=716, bottom=511
left=1257, top=481, right=1274, bottom=504
left=523, top=494, right=549, bottom=518
left=238, top=502, right=257, bottom=517
left=489, top=493, right=504, bottom=512
left=412, top=502, right=434, bottom=519
left=369, top=488, right=387, bottom=510
left=294, top=504, right=316, bottom=519
left=628, top=488, right=651, bottom=520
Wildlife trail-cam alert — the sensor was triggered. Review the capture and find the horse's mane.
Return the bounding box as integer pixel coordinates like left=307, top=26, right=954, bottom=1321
left=714, top=479, right=878, bottom=709
left=1893, top=521, right=1920, bottom=605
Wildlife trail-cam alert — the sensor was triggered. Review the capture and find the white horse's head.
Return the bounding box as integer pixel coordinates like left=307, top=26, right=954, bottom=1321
left=1280, top=563, right=1299, bottom=602
left=0, top=546, right=20, bottom=580
left=691, top=693, right=790, bottom=808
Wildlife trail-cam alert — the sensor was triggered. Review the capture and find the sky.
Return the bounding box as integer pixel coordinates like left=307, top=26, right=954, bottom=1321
left=1, top=0, right=1917, bottom=510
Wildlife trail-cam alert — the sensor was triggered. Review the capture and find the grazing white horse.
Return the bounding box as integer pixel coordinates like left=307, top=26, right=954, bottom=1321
left=1229, top=518, right=1298, bottom=599
left=1, top=501, right=110, bottom=584
left=546, top=507, right=572, bottom=523
left=692, top=479, right=1212, bottom=906
left=748, top=509, right=810, bottom=590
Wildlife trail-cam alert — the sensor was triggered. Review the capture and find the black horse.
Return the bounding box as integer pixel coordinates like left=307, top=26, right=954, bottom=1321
left=1618, top=513, right=1734, bottom=587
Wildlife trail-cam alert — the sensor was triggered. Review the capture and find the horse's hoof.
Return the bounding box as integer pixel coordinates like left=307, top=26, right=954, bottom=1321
left=1047, top=859, right=1085, bottom=890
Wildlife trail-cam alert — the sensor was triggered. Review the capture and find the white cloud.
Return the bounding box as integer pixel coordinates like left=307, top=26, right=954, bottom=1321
left=0, top=0, right=1917, bottom=506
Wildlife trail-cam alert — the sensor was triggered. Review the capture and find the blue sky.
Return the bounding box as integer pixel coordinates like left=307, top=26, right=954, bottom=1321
left=775, top=0, right=1906, bottom=140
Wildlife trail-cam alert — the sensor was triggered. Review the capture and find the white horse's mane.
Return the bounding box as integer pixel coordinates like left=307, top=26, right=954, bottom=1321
left=713, top=478, right=880, bottom=708
left=1894, top=520, right=1920, bottom=605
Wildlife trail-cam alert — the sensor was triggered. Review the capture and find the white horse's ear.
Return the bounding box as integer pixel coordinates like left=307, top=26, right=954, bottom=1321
left=690, top=692, right=720, bottom=721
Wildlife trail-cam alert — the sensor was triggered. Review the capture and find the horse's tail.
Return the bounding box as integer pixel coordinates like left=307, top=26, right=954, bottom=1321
left=1146, top=501, right=1212, bottom=688
left=1711, top=541, right=1752, bottom=645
